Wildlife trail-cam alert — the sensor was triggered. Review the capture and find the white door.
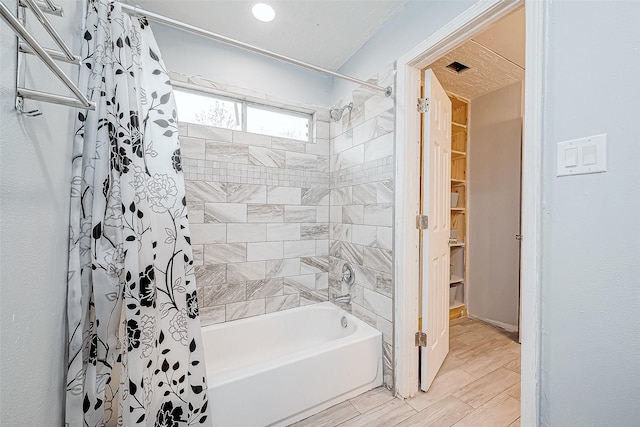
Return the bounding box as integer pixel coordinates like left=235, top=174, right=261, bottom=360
left=420, top=69, right=452, bottom=391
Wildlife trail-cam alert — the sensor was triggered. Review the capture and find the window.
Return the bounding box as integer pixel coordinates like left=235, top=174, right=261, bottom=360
left=173, top=89, right=241, bottom=130
left=174, top=88, right=312, bottom=142
left=247, top=105, right=309, bottom=141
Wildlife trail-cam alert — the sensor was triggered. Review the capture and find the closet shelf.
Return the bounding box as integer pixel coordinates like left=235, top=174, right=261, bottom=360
left=449, top=93, right=468, bottom=313
left=450, top=276, right=464, bottom=285
left=452, top=150, right=466, bottom=159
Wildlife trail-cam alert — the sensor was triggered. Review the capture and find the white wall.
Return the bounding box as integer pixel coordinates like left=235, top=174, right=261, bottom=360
left=0, top=1, right=83, bottom=425
left=155, top=0, right=475, bottom=108
left=468, top=81, right=522, bottom=330
left=332, top=0, right=475, bottom=103
left=2, top=0, right=638, bottom=424
left=539, top=1, right=640, bottom=424
left=152, top=24, right=332, bottom=108
left=335, top=0, right=640, bottom=422
left=155, top=0, right=476, bottom=109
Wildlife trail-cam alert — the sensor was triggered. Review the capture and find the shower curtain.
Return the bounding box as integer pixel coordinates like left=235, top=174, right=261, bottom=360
left=66, top=1, right=210, bottom=425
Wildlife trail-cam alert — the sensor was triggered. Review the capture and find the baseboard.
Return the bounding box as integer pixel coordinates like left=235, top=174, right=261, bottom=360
left=468, top=314, right=518, bottom=333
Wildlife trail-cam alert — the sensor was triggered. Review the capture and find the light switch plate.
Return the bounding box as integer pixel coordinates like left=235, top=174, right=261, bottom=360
left=557, top=133, right=607, bottom=177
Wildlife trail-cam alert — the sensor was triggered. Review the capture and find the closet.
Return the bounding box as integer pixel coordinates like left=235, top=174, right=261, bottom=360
left=415, top=6, right=525, bottom=393
left=442, top=85, right=523, bottom=330
left=439, top=84, right=524, bottom=331
left=420, top=6, right=525, bottom=330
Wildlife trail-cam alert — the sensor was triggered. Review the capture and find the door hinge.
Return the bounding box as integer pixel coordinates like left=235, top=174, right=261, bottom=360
left=416, top=214, right=428, bottom=230
left=415, top=331, right=427, bottom=347
left=417, top=97, right=430, bottom=113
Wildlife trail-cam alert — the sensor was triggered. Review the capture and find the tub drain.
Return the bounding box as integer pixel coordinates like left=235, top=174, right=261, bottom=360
left=341, top=316, right=348, bottom=328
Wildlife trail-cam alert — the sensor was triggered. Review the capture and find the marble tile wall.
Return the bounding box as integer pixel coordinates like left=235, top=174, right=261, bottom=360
left=177, top=75, right=331, bottom=326
left=175, top=67, right=396, bottom=388
left=328, top=63, right=396, bottom=388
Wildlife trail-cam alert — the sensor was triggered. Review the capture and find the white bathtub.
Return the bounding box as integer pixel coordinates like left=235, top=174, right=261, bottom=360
left=201, top=301, right=383, bottom=426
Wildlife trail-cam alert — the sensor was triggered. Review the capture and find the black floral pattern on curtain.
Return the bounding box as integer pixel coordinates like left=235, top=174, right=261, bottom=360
left=66, top=1, right=210, bottom=426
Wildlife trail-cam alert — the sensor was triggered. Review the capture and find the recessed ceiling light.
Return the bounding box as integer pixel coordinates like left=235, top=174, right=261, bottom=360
left=252, top=3, right=275, bottom=22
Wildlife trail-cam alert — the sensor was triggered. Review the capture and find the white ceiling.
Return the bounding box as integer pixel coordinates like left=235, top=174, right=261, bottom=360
left=122, top=0, right=409, bottom=71
left=428, top=8, right=525, bottom=100
left=472, top=8, right=525, bottom=69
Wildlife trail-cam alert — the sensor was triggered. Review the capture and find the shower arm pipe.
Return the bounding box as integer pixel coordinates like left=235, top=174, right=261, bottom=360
left=119, top=4, right=393, bottom=97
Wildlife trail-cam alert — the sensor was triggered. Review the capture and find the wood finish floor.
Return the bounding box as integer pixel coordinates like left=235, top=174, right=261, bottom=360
left=291, top=317, right=521, bottom=427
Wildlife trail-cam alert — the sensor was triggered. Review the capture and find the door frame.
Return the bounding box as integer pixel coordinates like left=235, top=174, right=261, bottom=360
left=393, top=0, right=543, bottom=426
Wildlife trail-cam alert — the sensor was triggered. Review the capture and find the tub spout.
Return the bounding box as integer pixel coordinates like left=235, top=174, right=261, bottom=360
left=332, top=293, right=351, bottom=304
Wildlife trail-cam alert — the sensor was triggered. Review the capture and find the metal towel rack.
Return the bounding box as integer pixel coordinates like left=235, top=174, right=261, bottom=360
left=0, top=0, right=95, bottom=116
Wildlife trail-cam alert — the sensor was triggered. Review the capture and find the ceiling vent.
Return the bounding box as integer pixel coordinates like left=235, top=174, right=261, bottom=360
left=446, top=61, right=470, bottom=74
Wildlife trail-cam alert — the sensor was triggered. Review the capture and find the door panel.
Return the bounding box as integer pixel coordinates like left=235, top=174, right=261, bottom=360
left=420, top=69, right=452, bottom=391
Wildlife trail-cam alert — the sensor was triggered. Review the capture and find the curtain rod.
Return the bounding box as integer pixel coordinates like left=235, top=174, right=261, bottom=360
left=119, top=4, right=393, bottom=97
